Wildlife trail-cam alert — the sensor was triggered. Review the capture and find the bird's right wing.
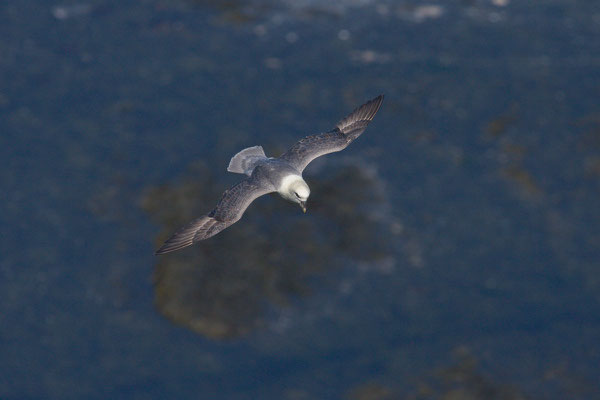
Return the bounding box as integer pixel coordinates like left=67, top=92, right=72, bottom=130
left=279, top=95, right=384, bottom=172
left=155, top=176, right=275, bottom=255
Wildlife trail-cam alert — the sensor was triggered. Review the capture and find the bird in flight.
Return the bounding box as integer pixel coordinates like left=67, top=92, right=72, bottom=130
left=155, top=95, right=384, bottom=254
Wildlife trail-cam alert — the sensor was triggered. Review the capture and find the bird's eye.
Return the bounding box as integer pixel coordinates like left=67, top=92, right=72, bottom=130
left=294, top=191, right=300, bottom=198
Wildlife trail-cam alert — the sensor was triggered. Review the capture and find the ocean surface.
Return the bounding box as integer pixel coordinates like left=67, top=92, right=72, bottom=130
left=1, top=0, right=599, bottom=398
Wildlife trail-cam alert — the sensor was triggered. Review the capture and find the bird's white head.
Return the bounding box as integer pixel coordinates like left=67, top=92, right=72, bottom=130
left=279, top=175, right=310, bottom=213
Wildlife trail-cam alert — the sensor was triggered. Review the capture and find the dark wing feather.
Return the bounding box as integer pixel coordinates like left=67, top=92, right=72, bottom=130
left=279, top=95, right=384, bottom=172
left=155, top=177, right=274, bottom=254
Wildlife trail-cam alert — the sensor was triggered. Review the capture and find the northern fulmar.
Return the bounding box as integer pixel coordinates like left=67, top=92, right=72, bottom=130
left=155, top=95, right=384, bottom=254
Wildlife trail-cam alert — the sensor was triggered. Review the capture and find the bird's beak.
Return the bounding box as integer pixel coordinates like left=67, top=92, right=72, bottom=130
left=299, top=201, right=307, bottom=213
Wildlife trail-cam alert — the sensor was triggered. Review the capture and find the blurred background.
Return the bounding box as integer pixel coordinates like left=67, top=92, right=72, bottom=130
left=1, top=0, right=599, bottom=399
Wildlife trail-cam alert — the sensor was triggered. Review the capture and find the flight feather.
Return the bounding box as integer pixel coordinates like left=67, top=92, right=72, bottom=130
left=279, top=95, right=383, bottom=171
left=155, top=177, right=274, bottom=254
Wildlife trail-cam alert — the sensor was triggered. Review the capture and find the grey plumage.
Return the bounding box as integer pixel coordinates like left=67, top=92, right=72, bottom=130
left=155, top=95, right=384, bottom=255
left=227, top=145, right=267, bottom=175
left=155, top=178, right=274, bottom=254
left=280, top=95, right=384, bottom=172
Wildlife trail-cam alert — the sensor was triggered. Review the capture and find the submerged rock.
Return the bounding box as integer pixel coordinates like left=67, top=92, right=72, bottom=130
left=142, top=159, right=391, bottom=339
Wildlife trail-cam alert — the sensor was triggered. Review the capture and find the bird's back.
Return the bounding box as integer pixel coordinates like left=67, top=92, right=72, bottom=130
left=251, top=158, right=301, bottom=187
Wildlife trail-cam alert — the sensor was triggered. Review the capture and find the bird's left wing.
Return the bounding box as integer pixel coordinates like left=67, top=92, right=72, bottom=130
left=279, top=95, right=383, bottom=172
left=155, top=176, right=275, bottom=254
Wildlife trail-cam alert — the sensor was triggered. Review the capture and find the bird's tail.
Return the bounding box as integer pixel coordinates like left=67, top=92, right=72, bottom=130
left=227, top=146, right=267, bottom=175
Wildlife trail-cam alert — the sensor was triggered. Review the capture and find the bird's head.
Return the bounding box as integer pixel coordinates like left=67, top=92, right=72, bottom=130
left=280, top=175, right=310, bottom=213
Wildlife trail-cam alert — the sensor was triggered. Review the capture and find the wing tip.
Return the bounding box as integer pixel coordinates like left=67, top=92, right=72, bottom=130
left=363, top=94, right=384, bottom=120
left=373, top=94, right=385, bottom=103
left=154, top=215, right=229, bottom=255
left=154, top=216, right=208, bottom=255
left=155, top=239, right=194, bottom=255
left=336, top=94, right=384, bottom=133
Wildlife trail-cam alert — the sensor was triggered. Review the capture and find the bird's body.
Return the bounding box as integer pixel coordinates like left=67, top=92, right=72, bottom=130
left=155, top=95, right=384, bottom=254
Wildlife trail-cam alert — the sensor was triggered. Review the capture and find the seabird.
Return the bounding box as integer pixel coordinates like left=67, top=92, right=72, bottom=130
left=155, top=95, right=384, bottom=254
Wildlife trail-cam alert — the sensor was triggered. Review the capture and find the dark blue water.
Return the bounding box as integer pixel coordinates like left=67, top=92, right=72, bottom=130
left=1, top=0, right=599, bottom=398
